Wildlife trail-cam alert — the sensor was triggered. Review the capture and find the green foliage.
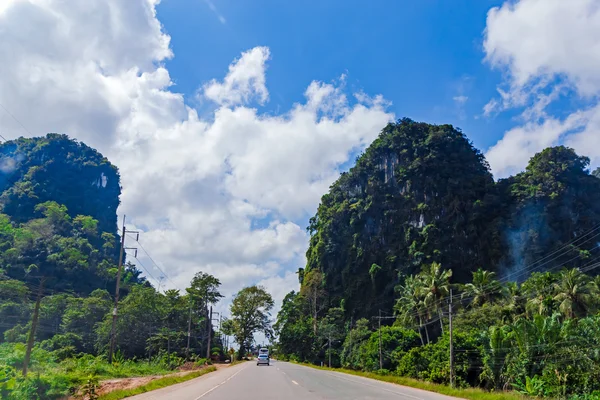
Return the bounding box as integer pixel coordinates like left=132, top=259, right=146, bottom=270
left=274, top=292, right=315, bottom=362
left=0, top=135, right=236, bottom=399
left=513, top=375, right=547, bottom=397
left=340, top=318, right=371, bottom=369
left=229, top=285, right=274, bottom=357
left=305, top=119, right=496, bottom=319
left=0, top=134, right=121, bottom=249
left=304, top=121, right=600, bottom=322
left=82, top=375, right=100, bottom=400
left=396, top=331, right=480, bottom=387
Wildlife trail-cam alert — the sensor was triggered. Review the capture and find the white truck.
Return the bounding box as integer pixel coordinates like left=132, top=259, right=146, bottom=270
left=257, top=348, right=270, bottom=366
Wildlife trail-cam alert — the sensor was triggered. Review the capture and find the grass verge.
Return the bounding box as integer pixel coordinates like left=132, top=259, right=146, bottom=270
left=98, top=366, right=217, bottom=400
left=294, top=363, right=525, bottom=400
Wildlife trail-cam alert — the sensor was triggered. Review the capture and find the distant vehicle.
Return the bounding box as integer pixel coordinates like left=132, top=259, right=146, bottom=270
left=256, top=354, right=269, bottom=366
left=259, top=347, right=269, bottom=357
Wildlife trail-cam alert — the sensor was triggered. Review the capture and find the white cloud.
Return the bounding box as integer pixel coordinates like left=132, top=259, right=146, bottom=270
left=202, top=47, right=271, bottom=107
left=0, top=0, right=393, bottom=333
left=485, top=111, right=589, bottom=177
left=483, top=0, right=600, bottom=176
left=453, top=95, right=468, bottom=105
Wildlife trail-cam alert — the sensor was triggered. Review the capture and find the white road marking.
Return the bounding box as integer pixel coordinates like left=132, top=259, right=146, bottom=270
left=194, top=365, right=247, bottom=399
left=291, top=380, right=299, bottom=385
left=324, top=371, right=424, bottom=400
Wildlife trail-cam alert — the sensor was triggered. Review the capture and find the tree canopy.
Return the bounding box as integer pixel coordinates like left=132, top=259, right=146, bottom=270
left=229, top=285, right=274, bottom=357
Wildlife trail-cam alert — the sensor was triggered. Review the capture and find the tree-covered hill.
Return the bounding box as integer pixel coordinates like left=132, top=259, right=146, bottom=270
left=0, top=134, right=121, bottom=245
left=305, top=119, right=600, bottom=320
left=0, top=134, right=234, bottom=398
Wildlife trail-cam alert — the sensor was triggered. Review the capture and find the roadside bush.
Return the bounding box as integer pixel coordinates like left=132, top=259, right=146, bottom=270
left=195, top=358, right=208, bottom=367
left=40, top=333, right=82, bottom=361
left=153, top=351, right=184, bottom=370
left=357, top=326, right=420, bottom=372
left=396, top=331, right=481, bottom=388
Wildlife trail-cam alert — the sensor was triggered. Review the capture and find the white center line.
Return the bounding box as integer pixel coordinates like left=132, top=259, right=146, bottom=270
left=291, top=380, right=299, bottom=385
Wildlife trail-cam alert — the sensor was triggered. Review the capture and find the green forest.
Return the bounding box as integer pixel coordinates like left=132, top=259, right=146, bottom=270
left=0, top=135, right=273, bottom=399
left=275, top=119, right=600, bottom=398
left=3, top=120, right=600, bottom=399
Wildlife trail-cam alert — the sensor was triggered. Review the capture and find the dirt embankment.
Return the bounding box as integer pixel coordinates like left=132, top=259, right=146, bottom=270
left=73, top=363, right=229, bottom=399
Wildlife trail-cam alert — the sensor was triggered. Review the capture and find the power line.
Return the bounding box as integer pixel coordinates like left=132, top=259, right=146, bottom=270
left=131, top=254, right=159, bottom=288
left=126, top=233, right=177, bottom=289
left=0, top=102, right=33, bottom=137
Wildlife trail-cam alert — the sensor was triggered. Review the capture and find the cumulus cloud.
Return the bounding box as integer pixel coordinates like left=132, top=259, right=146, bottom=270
left=0, top=0, right=393, bottom=322
left=483, top=0, right=600, bottom=176
left=202, top=47, right=271, bottom=107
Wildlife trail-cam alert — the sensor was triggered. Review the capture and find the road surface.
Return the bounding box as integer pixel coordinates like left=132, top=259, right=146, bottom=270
left=127, top=360, right=459, bottom=400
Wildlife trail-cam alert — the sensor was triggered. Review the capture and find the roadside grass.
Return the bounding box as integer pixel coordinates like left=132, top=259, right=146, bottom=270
left=294, top=363, right=526, bottom=400
left=98, top=366, right=217, bottom=400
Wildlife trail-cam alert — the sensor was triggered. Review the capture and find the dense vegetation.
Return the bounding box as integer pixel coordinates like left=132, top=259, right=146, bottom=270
left=0, top=134, right=121, bottom=258
left=277, top=119, right=600, bottom=398
left=0, top=135, right=234, bottom=399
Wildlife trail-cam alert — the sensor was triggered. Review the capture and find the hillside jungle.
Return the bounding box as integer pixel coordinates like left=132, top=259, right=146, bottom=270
left=1, top=119, right=600, bottom=398
left=0, top=135, right=272, bottom=399
left=275, top=119, right=600, bottom=398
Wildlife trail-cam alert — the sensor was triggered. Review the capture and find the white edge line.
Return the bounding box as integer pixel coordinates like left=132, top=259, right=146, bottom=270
left=194, top=365, right=247, bottom=399
left=324, top=371, right=424, bottom=400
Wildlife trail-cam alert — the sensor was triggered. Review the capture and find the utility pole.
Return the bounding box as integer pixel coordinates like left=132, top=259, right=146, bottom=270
left=22, top=277, right=46, bottom=376
left=206, top=306, right=213, bottom=360
left=328, top=332, right=332, bottom=368
left=219, top=314, right=222, bottom=347
left=109, top=215, right=138, bottom=364
left=186, top=298, right=193, bottom=360
left=371, top=311, right=395, bottom=372
left=378, top=309, right=383, bottom=370
left=449, top=289, right=454, bottom=388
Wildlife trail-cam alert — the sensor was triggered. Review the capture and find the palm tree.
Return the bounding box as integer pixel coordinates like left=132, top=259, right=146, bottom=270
left=394, top=275, right=429, bottom=344
left=462, top=268, right=503, bottom=307
left=502, top=281, right=525, bottom=318
left=522, top=271, right=558, bottom=317
left=418, top=262, right=452, bottom=334
left=552, top=268, right=595, bottom=319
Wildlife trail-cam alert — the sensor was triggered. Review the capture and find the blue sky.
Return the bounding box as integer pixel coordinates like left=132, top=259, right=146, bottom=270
left=157, top=0, right=515, bottom=153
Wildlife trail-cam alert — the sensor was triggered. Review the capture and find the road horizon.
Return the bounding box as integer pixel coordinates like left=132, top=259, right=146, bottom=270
left=127, top=360, right=459, bottom=400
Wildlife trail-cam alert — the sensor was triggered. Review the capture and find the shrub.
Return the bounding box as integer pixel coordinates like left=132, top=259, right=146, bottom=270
left=195, top=358, right=208, bottom=367
left=396, top=331, right=481, bottom=388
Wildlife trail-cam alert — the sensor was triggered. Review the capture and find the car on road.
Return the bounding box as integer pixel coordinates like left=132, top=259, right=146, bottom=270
left=256, top=354, right=269, bottom=366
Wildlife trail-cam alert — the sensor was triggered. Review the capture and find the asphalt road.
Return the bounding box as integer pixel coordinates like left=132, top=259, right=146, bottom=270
left=128, top=360, right=459, bottom=400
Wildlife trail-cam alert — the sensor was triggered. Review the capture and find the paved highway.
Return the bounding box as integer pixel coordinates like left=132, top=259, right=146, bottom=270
left=128, top=360, right=459, bottom=400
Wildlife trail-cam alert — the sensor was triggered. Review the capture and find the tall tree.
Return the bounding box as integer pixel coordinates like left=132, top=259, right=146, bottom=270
left=3, top=202, right=112, bottom=375
left=418, top=262, right=452, bottom=333
left=185, top=272, right=223, bottom=357
left=274, top=291, right=314, bottom=362
left=300, top=269, right=326, bottom=336
left=394, top=275, right=428, bottom=344
left=552, top=268, right=595, bottom=319
left=462, top=269, right=503, bottom=307
left=229, top=285, right=274, bottom=357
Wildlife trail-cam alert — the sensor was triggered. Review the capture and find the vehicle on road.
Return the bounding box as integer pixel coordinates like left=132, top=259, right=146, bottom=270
left=256, top=354, right=269, bottom=366
left=259, top=347, right=269, bottom=357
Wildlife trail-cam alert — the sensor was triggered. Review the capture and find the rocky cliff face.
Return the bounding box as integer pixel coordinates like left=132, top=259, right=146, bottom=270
left=304, top=119, right=600, bottom=319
